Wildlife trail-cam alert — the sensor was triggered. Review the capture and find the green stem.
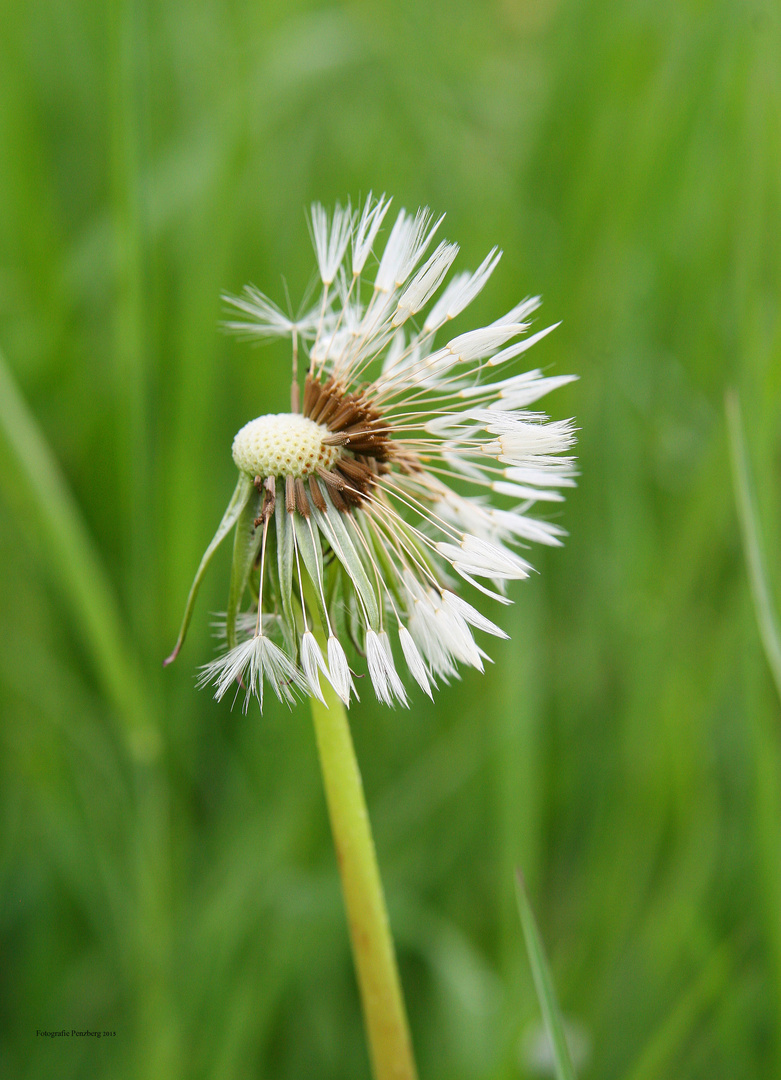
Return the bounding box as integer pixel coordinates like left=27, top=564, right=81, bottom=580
left=309, top=684, right=418, bottom=1080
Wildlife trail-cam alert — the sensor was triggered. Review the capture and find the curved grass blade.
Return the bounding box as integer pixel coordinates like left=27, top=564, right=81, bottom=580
left=0, top=347, right=159, bottom=760
left=515, top=870, right=577, bottom=1080
left=725, top=389, right=781, bottom=704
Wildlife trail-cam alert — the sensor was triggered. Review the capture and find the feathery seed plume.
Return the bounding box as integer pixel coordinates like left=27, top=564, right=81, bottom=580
left=165, top=194, right=577, bottom=710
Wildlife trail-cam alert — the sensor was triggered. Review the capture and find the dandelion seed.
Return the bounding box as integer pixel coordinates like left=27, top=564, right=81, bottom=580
left=327, top=634, right=358, bottom=705
left=352, top=192, right=391, bottom=275
left=166, top=194, right=577, bottom=709
left=301, top=630, right=328, bottom=704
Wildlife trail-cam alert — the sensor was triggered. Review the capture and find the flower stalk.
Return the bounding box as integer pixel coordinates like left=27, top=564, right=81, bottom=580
left=310, top=677, right=417, bottom=1080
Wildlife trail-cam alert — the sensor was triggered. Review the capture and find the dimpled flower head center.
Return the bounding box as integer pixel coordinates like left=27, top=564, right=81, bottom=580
left=232, top=413, right=340, bottom=479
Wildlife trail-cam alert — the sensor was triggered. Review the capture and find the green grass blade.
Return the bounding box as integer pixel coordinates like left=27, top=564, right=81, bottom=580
left=515, top=870, right=577, bottom=1080
left=0, top=347, right=159, bottom=761
left=725, top=389, right=781, bottom=704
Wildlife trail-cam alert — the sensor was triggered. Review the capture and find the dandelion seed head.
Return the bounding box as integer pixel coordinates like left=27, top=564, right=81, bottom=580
left=168, top=193, right=578, bottom=710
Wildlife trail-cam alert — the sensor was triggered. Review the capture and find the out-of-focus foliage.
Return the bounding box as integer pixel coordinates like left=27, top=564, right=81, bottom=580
left=1, top=0, right=780, bottom=1077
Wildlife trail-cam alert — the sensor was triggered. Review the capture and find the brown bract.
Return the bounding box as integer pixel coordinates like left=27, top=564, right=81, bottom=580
left=297, top=372, right=416, bottom=515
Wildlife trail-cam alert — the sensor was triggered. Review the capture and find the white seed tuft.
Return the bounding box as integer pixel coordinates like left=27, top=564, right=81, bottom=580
left=398, top=626, right=434, bottom=699
left=310, top=201, right=354, bottom=286
left=366, top=630, right=408, bottom=707
left=352, top=192, right=391, bottom=275
left=393, top=241, right=459, bottom=326
left=327, top=635, right=358, bottom=705
left=301, top=631, right=327, bottom=703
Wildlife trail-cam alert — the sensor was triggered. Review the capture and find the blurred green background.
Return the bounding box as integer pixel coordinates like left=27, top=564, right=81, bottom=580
left=1, top=0, right=780, bottom=1077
